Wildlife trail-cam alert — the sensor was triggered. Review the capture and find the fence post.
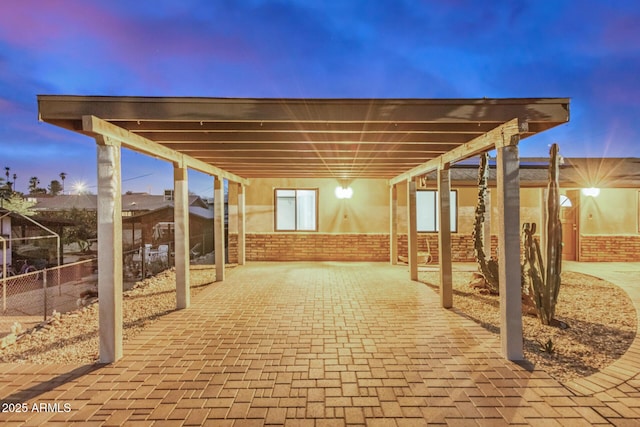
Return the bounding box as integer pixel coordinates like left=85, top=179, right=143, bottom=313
left=43, top=270, right=48, bottom=321
left=2, top=239, right=6, bottom=313
left=58, top=266, right=62, bottom=296
left=141, top=245, right=146, bottom=279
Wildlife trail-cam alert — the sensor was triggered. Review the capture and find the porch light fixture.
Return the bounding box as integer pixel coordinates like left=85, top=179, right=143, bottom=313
left=334, top=186, right=353, bottom=199
left=581, top=187, right=600, bottom=197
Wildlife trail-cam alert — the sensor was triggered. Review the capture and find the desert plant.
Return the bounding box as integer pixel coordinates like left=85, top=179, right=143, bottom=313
left=521, top=143, right=563, bottom=325
left=537, top=338, right=555, bottom=354
left=472, top=152, right=499, bottom=293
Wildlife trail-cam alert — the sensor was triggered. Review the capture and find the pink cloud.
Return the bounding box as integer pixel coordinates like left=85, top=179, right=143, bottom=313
left=600, top=15, right=640, bottom=54
left=0, top=1, right=260, bottom=85
left=0, top=97, right=15, bottom=112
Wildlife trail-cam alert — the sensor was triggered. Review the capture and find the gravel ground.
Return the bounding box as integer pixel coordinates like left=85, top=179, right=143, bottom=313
left=0, top=265, right=218, bottom=364
left=420, top=270, right=637, bottom=383
left=1, top=265, right=636, bottom=384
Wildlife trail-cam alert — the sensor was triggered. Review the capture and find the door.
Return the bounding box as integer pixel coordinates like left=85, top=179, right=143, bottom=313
left=560, top=190, right=578, bottom=260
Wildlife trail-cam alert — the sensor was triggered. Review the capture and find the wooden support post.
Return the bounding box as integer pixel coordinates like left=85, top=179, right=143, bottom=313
left=496, top=143, right=524, bottom=360
left=237, top=183, right=246, bottom=265
left=174, top=165, right=190, bottom=309
left=438, top=166, right=453, bottom=308
left=390, top=184, right=398, bottom=265
left=214, top=177, right=225, bottom=281
left=407, top=180, right=418, bottom=280
left=96, top=136, right=123, bottom=363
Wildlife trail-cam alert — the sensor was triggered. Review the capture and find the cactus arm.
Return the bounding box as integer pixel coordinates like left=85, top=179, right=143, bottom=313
left=545, top=144, right=563, bottom=322
left=473, top=152, right=499, bottom=292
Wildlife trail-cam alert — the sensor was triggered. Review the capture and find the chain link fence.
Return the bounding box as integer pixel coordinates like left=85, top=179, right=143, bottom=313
left=1, top=237, right=214, bottom=337
left=1, top=259, right=97, bottom=335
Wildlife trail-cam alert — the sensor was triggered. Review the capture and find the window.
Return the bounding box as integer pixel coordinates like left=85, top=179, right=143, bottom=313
left=417, top=190, right=457, bottom=232
left=275, top=189, right=318, bottom=231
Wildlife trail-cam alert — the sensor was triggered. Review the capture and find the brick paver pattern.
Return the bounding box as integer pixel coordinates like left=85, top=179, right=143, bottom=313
left=1, top=262, right=639, bottom=426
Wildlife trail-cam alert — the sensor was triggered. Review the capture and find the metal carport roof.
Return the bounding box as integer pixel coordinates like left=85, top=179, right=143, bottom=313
left=38, top=96, right=570, bottom=181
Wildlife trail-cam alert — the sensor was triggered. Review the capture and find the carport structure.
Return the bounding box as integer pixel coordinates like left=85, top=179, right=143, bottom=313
left=37, top=96, right=570, bottom=363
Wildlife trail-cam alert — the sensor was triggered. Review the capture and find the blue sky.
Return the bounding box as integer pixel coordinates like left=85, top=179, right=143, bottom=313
left=1, top=0, right=639, bottom=196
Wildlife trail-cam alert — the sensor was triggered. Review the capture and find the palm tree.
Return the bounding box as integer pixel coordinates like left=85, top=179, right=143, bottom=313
left=3, top=167, right=13, bottom=192
left=59, top=172, right=67, bottom=194
left=28, top=176, right=40, bottom=194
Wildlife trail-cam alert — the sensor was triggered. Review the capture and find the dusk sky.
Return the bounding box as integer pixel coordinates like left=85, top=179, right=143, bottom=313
left=1, top=0, right=639, bottom=196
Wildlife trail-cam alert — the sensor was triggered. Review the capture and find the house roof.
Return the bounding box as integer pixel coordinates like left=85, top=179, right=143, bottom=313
left=0, top=208, right=72, bottom=231
left=32, top=193, right=207, bottom=212
left=121, top=204, right=215, bottom=223
left=419, top=157, right=640, bottom=188
left=37, top=96, right=570, bottom=181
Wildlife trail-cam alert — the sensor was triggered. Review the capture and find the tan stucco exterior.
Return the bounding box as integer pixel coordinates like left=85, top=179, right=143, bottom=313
left=579, top=189, right=639, bottom=235
left=242, top=178, right=390, bottom=234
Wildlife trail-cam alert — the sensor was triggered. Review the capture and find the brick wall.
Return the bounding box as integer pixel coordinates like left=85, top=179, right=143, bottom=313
left=227, top=233, right=640, bottom=263
left=228, top=233, right=238, bottom=264
left=231, top=232, right=499, bottom=262
left=580, top=235, right=640, bottom=262
left=243, top=233, right=390, bottom=261
left=397, top=234, right=497, bottom=262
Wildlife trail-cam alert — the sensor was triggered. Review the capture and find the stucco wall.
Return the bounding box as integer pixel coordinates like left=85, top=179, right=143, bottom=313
left=580, top=189, right=638, bottom=235
left=578, top=189, right=640, bottom=261
left=244, top=178, right=390, bottom=234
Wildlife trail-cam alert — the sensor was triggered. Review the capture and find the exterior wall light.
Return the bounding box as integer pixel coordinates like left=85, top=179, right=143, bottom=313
left=335, top=186, right=353, bottom=199
left=581, top=187, right=600, bottom=197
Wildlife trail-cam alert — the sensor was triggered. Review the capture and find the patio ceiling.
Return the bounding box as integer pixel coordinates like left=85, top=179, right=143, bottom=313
left=37, top=96, right=570, bottom=181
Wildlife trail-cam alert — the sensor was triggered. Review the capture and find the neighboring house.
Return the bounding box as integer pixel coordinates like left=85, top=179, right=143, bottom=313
left=32, top=192, right=219, bottom=253
left=225, top=157, right=640, bottom=263
left=122, top=204, right=215, bottom=253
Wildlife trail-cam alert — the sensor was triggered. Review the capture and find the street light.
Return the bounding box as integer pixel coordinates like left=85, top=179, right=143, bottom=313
left=73, top=181, right=87, bottom=194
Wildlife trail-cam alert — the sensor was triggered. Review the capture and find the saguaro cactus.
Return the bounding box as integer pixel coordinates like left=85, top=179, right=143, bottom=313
left=472, top=152, right=499, bottom=293
left=521, top=143, right=563, bottom=325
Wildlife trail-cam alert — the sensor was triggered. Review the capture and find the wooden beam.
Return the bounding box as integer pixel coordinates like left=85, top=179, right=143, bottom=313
left=164, top=144, right=451, bottom=154
left=389, top=118, right=527, bottom=185
left=39, top=96, right=569, bottom=125
left=82, top=115, right=249, bottom=185
left=137, top=131, right=478, bottom=143
left=117, top=120, right=506, bottom=133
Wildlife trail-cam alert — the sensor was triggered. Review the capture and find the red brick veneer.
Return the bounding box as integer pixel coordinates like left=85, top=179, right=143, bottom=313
left=580, top=235, right=640, bottom=262
left=227, top=233, right=498, bottom=262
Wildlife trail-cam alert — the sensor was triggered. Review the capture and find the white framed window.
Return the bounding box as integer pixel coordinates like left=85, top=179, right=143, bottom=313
left=275, top=189, right=318, bottom=231
left=417, top=190, right=457, bottom=232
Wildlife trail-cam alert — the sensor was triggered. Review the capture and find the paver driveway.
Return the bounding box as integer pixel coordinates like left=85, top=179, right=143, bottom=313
left=1, top=261, right=638, bottom=426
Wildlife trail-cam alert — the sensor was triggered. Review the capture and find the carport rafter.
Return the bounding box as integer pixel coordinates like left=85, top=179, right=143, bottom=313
left=82, top=115, right=249, bottom=186
left=388, top=118, right=526, bottom=185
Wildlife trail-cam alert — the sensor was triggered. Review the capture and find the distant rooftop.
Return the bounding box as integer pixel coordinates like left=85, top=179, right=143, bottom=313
left=32, top=193, right=208, bottom=212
